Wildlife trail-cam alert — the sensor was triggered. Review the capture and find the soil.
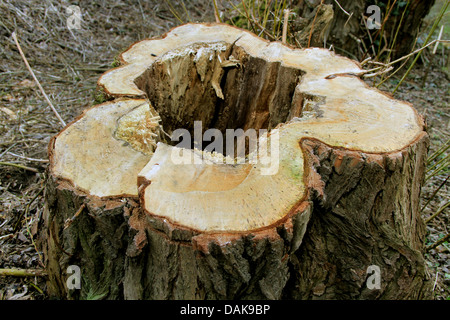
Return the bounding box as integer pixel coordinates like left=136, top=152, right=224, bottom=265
left=0, top=0, right=448, bottom=300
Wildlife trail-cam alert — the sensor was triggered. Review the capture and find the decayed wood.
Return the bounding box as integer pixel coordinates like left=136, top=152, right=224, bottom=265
left=39, top=23, right=431, bottom=300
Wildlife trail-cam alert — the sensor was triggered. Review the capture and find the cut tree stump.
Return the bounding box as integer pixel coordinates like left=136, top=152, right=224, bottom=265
left=38, top=23, right=431, bottom=300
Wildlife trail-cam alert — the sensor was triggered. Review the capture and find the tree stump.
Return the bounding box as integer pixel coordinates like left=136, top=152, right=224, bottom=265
left=38, top=23, right=431, bottom=300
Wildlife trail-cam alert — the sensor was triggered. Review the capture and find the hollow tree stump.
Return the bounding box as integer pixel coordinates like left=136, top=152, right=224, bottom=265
left=38, top=23, right=431, bottom=300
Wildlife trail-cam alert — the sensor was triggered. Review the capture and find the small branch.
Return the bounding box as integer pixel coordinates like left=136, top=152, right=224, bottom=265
left=240, top=0, right=257, bottom=36
left=426, top=153, right=449, bottom=174
left=387, top=39, right=447, bottom=67
left=360, top=56, right=372, bottom=66
left=333, top=0, right=350, bottom=16
left=0, top=268, right=47, bottom=277
left=329, top=39, right=450, bottom=82
left=333, top=0, right=353, bottom=28
left=363, top=66, right=393, bottom=78
left=425, top=201, right=450, bottom=224
left=212, top=0, right=221, bottom=23
left=433, top=25, right=444, bottom=54
left=7, top=152, right=49, bottom=163
left=0, top=234, right=14, bottom=241
left=12, top=32, right=66, bottom=127
left=421, top=175, right=449, bottom=212
left=64, top=203, right=86, bottom=230
left=308, top=0, right=324, bottom=48
left=282, top=9, right=290, bottom=44
left=432, top=271, right=439, bottom=292
left=427, top=233, right=450, bottom=251
left=163, top=0, right=184, bottom=24
left=427, top=139, right=450, bottom=164
left=0, top=161, right=39, bottom=173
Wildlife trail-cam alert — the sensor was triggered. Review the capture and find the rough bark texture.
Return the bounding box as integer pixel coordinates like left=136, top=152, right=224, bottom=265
left=40, top=177, right=130, bottom=299
left=123, top=208, right=306, bottom=299
left=38, top=23, right=431, bottom=300
left=285, top=136, right=432, bottom=299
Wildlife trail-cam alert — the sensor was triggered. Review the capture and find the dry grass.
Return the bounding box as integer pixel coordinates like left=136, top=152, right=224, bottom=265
left=0, top=0, right=448, bottom=300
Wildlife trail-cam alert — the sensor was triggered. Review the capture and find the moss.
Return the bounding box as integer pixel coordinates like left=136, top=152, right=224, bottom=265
left=92, top=87, right=108, bottom=105
left=111, top=56, right=121, bottom=68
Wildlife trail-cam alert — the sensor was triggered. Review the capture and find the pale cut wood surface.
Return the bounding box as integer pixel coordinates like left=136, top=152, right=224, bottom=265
left=52, top=23, right=424, bottom=232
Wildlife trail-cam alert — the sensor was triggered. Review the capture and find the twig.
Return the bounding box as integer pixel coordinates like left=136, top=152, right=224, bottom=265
left=240, top=0, right=257, bottom=35
left=11, top=32, right=66, bottom=127
left=427, top=233, right=450, bottom=252
left=432, top=271, right=439, bottom=291
left=427, top=139, right=450, bottom=164
left=27, top=281, right=44, bottom=295
left=421, top=175, right=449, bottom=212
left=374, top=0, right=397, bottom=61
left=333, top=0, right=353, bottom=28
left=0, top=143, right=18, bottom=159
left=0, top=234, right=14, bottom=241
left=387, top=39, right=448, bottom=68
left=421, top=25, right=446, bottom=87
left=308, top=0, right=324, bottom=48
left=163, top=0, right=184, bottom=24
left=360, top=56, right=372, bottom=66
left=0, top=268, right=47, bottom=277
left=425, top=201, right=450, bottom=224
left=360, top=39, right=449, bottom=85
left=333, top=0, right=350, bottom=16
left=212, top=0, right=222, bottom=23
left=384, top=0, right=409, bottom=68
left=7, top=152, right=49, bottom=163
left=136, top=0, right=146, bottom=22
left=282, top=9, right=290, bottom=44
left=0, top=161, right=39, bottom=173
left=179, top=0, right=191, bottom=22
left=64, top=203, right=86, bottom=230
left=426, top=153, right=449, bottom=174
left=361, top=15, right=377, bottom=58
left=363, top=66, right=393, bottom=78
left=249, top=12, right=277, bottom=40
left=376, top=55, right=410, bottom=88
left=50, top=220, right=72, bottom=257
left=425, top=159, right=449, bottom=182
left=433, top=24, right=444, bottom=55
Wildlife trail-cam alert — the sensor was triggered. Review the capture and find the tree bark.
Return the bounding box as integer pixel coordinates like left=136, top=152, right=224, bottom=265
left=38, top=23, right=431, bottom=300
left=285, top=137, right=431, bottom=299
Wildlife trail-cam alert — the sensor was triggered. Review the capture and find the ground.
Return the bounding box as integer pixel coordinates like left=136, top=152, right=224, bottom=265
left=0, top=0, right=448, bottom=300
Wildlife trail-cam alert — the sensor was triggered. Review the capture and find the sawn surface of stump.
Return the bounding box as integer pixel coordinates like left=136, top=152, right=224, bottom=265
left=39, top=23, right=431, bottom=300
